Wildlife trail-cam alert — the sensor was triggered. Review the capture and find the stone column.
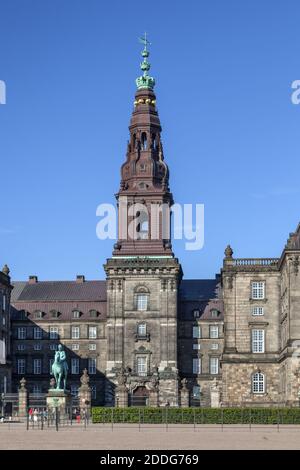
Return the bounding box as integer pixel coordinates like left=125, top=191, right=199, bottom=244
left=18, top=377, right=28, bottom=418
left=149, top=389, right=159, bottom=407
left=78, top=369, right=92, bottom=416
left=116, top=384, right=128, bottom=408
left=180, top=378, right=189, bottom=408
left=210, top=378, right=221, bottom=408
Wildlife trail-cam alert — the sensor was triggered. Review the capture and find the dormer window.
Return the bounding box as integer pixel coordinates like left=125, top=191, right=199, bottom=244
left=72, top=310, right=80, bottom=319
left=211, top=309, right=219, bottom=318
left=193, top=310, right=200, bottom=318
left=34, top=310, right=43, bottom=319
left=50, top=310, right=59, bottom=319
left=89, top=310, right=98, bottom=318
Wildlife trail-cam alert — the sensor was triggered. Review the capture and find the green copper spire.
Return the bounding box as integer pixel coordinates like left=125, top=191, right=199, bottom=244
left=136, top=33, right=156, bottom=90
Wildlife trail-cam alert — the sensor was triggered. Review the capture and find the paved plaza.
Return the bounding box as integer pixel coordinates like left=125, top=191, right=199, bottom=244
left=1, top=423, right=300, bottom=450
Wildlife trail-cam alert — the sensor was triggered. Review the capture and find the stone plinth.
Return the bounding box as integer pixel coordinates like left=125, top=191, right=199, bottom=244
left=18, top=379, right=28, bottom=417
left=149, top=389, right=159, bottom=407
left=116, top=385, right=128, bottom=408
left=46, top=389, right=71, bottom=418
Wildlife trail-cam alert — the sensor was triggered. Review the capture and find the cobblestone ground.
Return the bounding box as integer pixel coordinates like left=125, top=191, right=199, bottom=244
left=1, top=423, right=300, bottom=449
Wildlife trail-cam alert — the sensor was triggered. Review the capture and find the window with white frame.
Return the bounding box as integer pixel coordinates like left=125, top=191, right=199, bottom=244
left=88, top=358, right=97, bottom=375
left=137, top=356, right=147, bottom=376
left=88, top=326, right=97, bottom=339
left=210, top=357, right=219, bottom=375
left=17, top=344, right=25, bottom=351
left=72, top=343, right=79, bottom=351
left=211, top=309, right=219, bottom=318
left=34, top=327, right=42, bottom=340
left=193, top=325, right=201, bottom=339
left=89, top=310, right=98, bottom=318
left=193, top=344, right=201, bottom=350
left=49, top=344, right=57, bottom=351
left=252, top=372, right=265, bottom=393
left=71, top=358, right=80, bottom=375
left=252, top=306, right=264, bottom=316
left=49, top=327, right=59, bottom=339
left=17, top=358, right=26, bottom=375
left=252, top=329, right=265, bottom=353
left=73, top=310, right=80, bottom=319
left=33, top=384, right=42, bottom=395
left=251, top=281, right=265, bottom=299
left=33, top=343, right=42, bottom=351
left=89, top=343, right=96, bottom=351
left=137, top=323, right=147, bottom=336
left=17, top=327, right=26, bottom=340
left=209, top=325, right=219, bottom=339
left=33, top=358, right=42, bottom=375
left=192, top=358, right=201, bottom=374
left=211, top=343, right=219, bottom=350
left=136, top=294, right=148, bottom=311
left=193, top=310, right=200, bottom=318
left=72, top=326, right=80, bottom=339
left=34, top=310, right=43, bottom=319
left=71, top=385, right=78, bottom=397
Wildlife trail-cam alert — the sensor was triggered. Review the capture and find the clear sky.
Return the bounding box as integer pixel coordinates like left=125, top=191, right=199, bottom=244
left=1, top=0, right=300, bottom=281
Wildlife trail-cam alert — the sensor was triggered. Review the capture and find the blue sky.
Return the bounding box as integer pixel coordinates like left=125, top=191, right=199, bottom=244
left=1, top=0, right=299, bottom=281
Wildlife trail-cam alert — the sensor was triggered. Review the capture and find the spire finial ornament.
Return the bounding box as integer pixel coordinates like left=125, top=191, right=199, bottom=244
left=2, top=264, right=10, bottom=276
left=136, top=33, right=155, bottom=90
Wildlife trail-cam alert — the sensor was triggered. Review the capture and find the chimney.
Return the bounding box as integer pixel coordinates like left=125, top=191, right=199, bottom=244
left=76, top=275, right=85, bottom=283
left=28, top=275, right=38, bottom=284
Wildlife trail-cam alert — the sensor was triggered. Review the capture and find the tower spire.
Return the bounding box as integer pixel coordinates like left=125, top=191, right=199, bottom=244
left=136, top=33, right=155, bottom=91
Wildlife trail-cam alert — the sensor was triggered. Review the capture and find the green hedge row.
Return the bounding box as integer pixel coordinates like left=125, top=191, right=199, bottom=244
left=92, top=407, right=300, bottom=424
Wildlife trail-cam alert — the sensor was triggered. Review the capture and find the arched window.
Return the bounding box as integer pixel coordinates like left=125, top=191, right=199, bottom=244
left=132, top=133, right=136, bottom=149
left=136, top=211, right=149, bottom=240
left=152, top=133, right=157, bottom=150
left=252, top=372, right=265, bottom=394
left=136, top=294, right=148, bottom=311
left=141, top=132, right=147, bottom=150
left=72, top=310, right=80, bottom=319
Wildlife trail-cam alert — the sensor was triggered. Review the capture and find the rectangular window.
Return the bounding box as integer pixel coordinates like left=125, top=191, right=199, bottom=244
left=49, top=327, right=59, bottom=339
left=137, top=356, right=147, bottom=376
left=211, top=343, right=219, bottom=350
left=88, top=326, right=97, bottom=339
left=71, top=343, right=79, bottom=351
left=252, top=373, right=265, bottom=393
left=33, top=358, right=42, bottom=375
left=72, top=310, right=80, bottom=319
left=49, top=344, right=58, bottom=351
left=137, top=294, right=148, bottom=311
left=252, top=306, right=264, bottom=316
left=89, top=343, right=96, bottom=351
left=33, top=343, right=42, bottom=351
left=17, top=327, right=26, bottom=340
left=88, top=358, right=97, bottom=375
left=72, top=326, right=80, bottom=339
left=251, top=281, right=265, bottom=299
left=193, top=344, right=201, bottom=350
left=71, top=358, right=80, bottom=375
left=17, top=358, right=26, bottom=375
left=193, top=310, right=200, bottom=318
left=33, top=385, right=42, bottom=395
left=209, top=325, right=219, bottom=339
left=210, top=357, right=219, bottom=375
left=192, top=326, right=201, bottom=339
left=192, top=358, right=201, bottom=374
left=252, top=329, right=265, bottom=353
left=137, top=323, right=147, bottom=336
left=34, top=327, right=42, bottom=340
left=17, top=344, right=25, bottom=351
left=192, top=385, right=201, bottom=399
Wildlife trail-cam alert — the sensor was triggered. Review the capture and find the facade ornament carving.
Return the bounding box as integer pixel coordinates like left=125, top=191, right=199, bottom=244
left=181, top=378, right=188, bottom=391
left=224, top=245, right=233, bottom=259
left=19, top=377, right=26, bottom=390
left=2, top=264, right=10, bottom=276
left=80, top=368, right=90, bottom=386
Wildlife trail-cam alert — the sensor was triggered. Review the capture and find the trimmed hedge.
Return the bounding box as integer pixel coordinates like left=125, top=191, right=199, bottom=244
left=92, top=407, right=300, bottom=424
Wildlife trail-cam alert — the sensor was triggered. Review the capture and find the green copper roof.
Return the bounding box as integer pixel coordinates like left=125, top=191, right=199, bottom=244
left=136, top=33, right=155, bottom=90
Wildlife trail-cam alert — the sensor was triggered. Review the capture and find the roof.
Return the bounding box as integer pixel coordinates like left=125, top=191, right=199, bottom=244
left=11, top=280, right=107, bottom=302
left=179, top=278, right=221, bottom=301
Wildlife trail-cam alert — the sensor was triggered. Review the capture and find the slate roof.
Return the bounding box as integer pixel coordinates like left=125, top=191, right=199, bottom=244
left=179, top=278, right=221, bottom=300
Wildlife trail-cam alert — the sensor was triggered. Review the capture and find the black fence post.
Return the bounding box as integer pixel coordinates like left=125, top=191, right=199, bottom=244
left=221, top=408, right=224, bottom=432
left=249, top=408, right=252, bottom=432
left=277, top=408, right=280, bottom=432
left=26, top=410, right=29, bottom=431
left=193, top=408, right=196, bottom=432
left=41, top=410, right=44, bottom=430
left=111, top=408, right=114, bottom=432
left=139, top=408, right=141, bottom=432
left=166, top=407, right=168, bottom=432
left=55, top=407, right=58, bottom=432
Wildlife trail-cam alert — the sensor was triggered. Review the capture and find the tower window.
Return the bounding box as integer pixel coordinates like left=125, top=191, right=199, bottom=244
left=136, top=294, right=148, bottom=311
left=252, top=329, right=265, bottom=353
left=136, top=211, right=149, bottom=239
left=137, top=356, right=147, bottom=376
left=141, top=132, right=147, bottom=150
left=137, top=323, right=147, bottom=337
left=251, top=281, right=265, bottom=299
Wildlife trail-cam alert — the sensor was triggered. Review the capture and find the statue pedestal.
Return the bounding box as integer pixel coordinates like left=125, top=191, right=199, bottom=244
left=46, top=390, right=71, bottom=419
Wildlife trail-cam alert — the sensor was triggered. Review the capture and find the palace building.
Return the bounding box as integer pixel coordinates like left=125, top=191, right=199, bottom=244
left=1, top=42, right=300, bottom=408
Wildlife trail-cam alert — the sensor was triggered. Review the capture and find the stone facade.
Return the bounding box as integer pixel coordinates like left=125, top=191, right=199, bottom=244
left=0, top=265, right=13, bottom=394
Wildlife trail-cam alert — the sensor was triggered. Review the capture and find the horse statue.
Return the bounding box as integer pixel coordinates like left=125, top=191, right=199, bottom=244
left=51, top=344, right=68, bottom=390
